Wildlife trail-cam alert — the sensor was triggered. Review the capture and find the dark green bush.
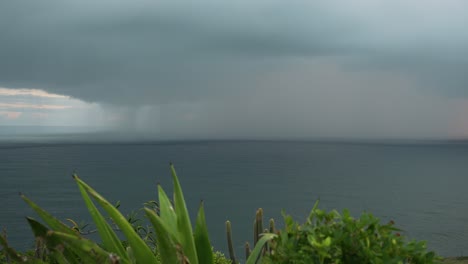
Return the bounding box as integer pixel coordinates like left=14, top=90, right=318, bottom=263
left=262, top=202, right=440, bottom=264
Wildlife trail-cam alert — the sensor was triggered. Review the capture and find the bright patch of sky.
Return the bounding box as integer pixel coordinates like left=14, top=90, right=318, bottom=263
left=0, top=87, right=112, bottom=129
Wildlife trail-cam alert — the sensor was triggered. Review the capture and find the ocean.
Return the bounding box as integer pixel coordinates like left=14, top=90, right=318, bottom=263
left=1, top=140, right=468, bottom=257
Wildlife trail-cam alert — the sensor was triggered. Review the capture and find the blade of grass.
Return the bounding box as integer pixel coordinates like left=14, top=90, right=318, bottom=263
left=246, top=233, right=277, bottom=264
left=75, top=177, right=158, bottom=263
left=194, top=201, right=213, bottom=264
left=144, top=208, right=179, bottom=264
left=74, top=175, right=128, bottom=262
left=170, top=164, right=198, bottom=264
left=21, top=194, right=77, bottom=236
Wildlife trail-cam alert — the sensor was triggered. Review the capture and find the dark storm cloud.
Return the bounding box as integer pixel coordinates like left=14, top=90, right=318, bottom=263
left=4, top=0, right=466, bottom=105
left=1, top=0, right=468, bottom=139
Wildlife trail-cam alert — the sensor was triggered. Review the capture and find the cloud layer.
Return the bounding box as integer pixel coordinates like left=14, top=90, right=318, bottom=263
left=1, top=1, right=468, bottom=138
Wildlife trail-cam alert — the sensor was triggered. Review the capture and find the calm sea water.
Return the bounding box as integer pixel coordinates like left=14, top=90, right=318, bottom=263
left=1, top=140, right=468, bottom=257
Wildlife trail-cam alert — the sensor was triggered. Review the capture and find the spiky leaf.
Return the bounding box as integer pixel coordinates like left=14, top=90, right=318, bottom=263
left=170, top=164, right=198, bottom=264
left=75, top=175, right=128, bottom=262
left=144, top=208, right=179, bottom=264
left=21, top=194, right=77, bottom=236
left=75, top=177, right=158, bottom=263
left=194, top=202, right=213, bottom=264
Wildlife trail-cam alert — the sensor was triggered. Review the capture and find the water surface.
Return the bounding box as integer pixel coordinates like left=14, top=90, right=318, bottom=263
left=1, top=140, right=468, bottom=257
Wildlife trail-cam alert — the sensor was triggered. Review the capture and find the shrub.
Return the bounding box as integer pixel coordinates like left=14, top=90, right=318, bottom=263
left=261, top=201, right=440, bottom=264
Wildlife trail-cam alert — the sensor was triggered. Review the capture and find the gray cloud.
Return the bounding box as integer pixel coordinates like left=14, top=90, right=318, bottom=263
left=1, top=0, right=465, bottom=103
left=1, top=0, right=468, bottom=138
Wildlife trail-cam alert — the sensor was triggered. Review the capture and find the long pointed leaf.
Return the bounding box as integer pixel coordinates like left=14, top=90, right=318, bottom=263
left=246, top=233, right=277, bottom=264
left=75, top=175, right=128, bottom=262
left=26, top=217, right=49, bottom=238
left=21, top=194, right=77, bottom=236
left=26, top=217, right=80, bottom=264
left=75, top=177, right=158, bottom=263
left=144, top=208, right=179, bottom=264
left=157, top=184, right=178, bottom=237
left=170, top=164, right=198, bottom=264
left=48, top=231, right=110, bottom=263
left=194, top=202, right=213, bottom=264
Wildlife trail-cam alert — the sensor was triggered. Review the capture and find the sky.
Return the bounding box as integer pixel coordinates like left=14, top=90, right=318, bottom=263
left=1, top=0, right=468, bottom=139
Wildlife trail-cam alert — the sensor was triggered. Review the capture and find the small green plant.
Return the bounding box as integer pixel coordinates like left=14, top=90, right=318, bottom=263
left=0, top=164, right=273, bottom=263
left=262, top=201, right=441, bottom=264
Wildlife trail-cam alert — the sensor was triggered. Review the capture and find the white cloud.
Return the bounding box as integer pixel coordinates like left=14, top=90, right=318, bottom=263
left=0, top=102, right=72, bottom=110
left=0, top=87, right=116, bottom=129
left=0, top=88, right=69, bottom=98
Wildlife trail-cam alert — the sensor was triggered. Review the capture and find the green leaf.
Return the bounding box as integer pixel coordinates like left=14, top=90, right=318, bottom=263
left=144, top=208, right=179, bottom=264
left=48, top=231, right=110, bottom=263
left=194, top=202, right=213, bottom=264
left=26, top=217, right=81, bottom=264
left=75, top=175, right=129, bottom=262
left=157, top=184, right=178, bottom=237
left=126, top=246, right=136, bottom=264
left=170, top=164, right=198, bottom=264
left=75, top=177, right=158, bottom=263
left=26, top=217, right=50, bottom=238
left=323, top=236, right=332, bottom=247
left=21, top=194, right=77, bottom=236
left=307, top=200, right=320, bottom=224
left=246, top=233, right=277, bottom=264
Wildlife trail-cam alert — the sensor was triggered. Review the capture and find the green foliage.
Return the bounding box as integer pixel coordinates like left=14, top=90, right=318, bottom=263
left=262, top=201, right=441, bottom=264
left=213, top=250, right=233, bottom=264
left=0, top=165, right=444, bottom=264
left=0, top=165, right=256, bottom=264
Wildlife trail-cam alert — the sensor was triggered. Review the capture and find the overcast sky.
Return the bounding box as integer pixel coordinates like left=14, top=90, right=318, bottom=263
left=1, top=0, right=468, bottom=139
